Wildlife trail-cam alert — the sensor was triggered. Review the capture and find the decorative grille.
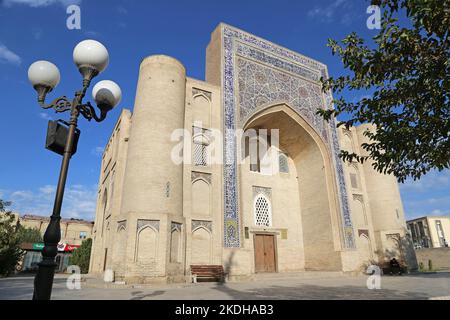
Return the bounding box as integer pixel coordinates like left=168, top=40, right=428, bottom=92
left=254, top=195, right=271, bottom=227
left=193, top=142, right=208, bottom=166
left=279, top=153, right=289, bottom=173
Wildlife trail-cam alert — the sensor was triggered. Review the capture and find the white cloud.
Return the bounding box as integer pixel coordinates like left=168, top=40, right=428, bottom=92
left=2, top=0, right=81, bottom=7
left=116, top=5, right=127, bottom=15
left=91, top=146, right=104, bottom=157
left=401, top=169, right=450, bottom=219
left=32, top=28, right=43, bottom=40
left=400, top=170, right=450, bottom=193
left=39, top=112, right=53, bottom=120
left=0, top=43, right=21, bottom=66
left=84, top=30, right=101, bottom=38
left=10, top=190, right=34, bottom=200
left=307, top=0, right=353, bottom=24
left=4, top=184, right=97, bottom=221
left=39, top=185, right=55, bottom=195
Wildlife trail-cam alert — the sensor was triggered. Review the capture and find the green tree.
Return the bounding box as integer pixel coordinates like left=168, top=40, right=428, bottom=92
left=69, top=238, right=92, bottom=274
left=16, top=225, right=43, bottom=244
left=0, top=200, right=23, bottom=276
left=318, top=0, right=449, bottom=182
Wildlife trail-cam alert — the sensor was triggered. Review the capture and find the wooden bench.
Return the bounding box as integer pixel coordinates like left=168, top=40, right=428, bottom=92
left=190, top=265, right=225, bottom=283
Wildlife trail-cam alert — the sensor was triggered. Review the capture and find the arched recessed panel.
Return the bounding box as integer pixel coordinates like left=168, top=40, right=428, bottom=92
left=358, top=234, right=373, bottom=263
left=192, top=179, right=211, bottom=217
left=101, top=189, right=108, bottom=237
left=351, top=197, right=368, bottom=227
left=191, top=227, right=212, bottom=265
left=136, top=226, right=157, bottom=264
left=114, top=226, right=127, bottom=271
left=348, top=164, right=361, bottom=190
left=170, top=229, right=181, bottom=263
left=342, top=133, right=354, bottom=154
left=192, top=94, right=211, bottom=128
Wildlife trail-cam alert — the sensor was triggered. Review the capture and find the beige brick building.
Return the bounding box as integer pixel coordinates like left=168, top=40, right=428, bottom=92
left=407, top=216, right=450, bottom=249
left=18, top=214, right=94, bottom=246
left=89, top=24, right=416, bottom=283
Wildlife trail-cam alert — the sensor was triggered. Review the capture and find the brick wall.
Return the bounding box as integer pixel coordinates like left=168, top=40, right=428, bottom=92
left=415, top=248, right=450, bottom=271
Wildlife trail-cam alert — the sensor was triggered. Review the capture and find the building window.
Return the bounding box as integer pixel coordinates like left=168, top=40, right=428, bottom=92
left=435, top=220, right=448, bottom=247
left=79, top=231, right=87, bottom=239
left=350, top=173, right=358, bottom=189
left=249, top=137, right=260, bottom=173
left=193, top=140, right=208, bottom=166
left=254, top=194, right=272, bottom=227
left=279, top=153, right=289, bottom=173
left=247, top=133, right=271, bottom=174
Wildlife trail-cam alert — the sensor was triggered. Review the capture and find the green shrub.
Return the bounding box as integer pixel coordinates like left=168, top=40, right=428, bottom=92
left=0, top=200, right=24, bottom=276
left=69, top=238, right=92, bottom=274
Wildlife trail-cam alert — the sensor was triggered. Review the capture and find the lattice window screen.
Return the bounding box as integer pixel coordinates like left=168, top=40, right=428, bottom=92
left=279, top=153, right=289, bottom=173
left=193, top=142, right=208, bottom=166
left=254, top=195, right=271, bottom=227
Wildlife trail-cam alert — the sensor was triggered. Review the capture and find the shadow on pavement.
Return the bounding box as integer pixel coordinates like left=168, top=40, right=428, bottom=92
left=130, top=290, right=165, bottom=300
left=0, top=278, right=68, bottom=300
left=212, top=282, right=430, bottom=300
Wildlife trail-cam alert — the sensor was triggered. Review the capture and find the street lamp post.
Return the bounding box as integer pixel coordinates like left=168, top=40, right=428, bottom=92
left=28, top=40, right=122, bottom=300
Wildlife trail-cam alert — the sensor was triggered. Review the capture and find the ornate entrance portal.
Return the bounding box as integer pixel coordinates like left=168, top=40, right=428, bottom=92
left=254, top=234, right=277, bottom=273
left=243, top=104, right=345, bottom=271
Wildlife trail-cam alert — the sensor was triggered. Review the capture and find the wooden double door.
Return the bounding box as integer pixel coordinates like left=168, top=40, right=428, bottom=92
left=254, top=234, right=277, bottom=273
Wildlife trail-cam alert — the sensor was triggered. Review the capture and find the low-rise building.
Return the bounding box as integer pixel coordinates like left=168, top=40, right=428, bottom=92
left=407, top=216, right=450, bottom=249
left=19, top=214, right=94, bottom=246
left=14, top=214, right=94, bottom=273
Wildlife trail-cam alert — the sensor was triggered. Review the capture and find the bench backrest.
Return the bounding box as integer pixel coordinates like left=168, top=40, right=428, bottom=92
left=191, top=265, right=224, bottom=275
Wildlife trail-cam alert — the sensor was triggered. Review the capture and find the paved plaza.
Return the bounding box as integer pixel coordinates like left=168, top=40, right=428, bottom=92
left=1, top=272, right=450, bottom=300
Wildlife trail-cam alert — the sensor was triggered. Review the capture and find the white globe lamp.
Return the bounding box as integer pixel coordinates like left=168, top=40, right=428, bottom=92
left=28, top=60, right=60, bottom=90
left=73, top=40, right=109, bottom=80
left=92, top=80, right=122, bottom=111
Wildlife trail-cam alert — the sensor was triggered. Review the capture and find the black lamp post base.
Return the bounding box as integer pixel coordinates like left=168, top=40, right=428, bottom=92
left=33, top=258, right=57, bottom=300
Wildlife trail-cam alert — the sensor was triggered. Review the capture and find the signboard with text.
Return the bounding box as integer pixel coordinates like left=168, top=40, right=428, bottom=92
left=31, top=242, right=80, bottom=252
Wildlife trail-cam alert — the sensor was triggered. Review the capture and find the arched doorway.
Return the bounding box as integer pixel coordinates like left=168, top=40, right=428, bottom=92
left=242, top=103, right=344, bottom=271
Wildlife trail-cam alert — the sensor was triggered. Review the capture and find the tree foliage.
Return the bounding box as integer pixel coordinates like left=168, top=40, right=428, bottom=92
left=0, top=200, right=23, bottom=276
left=69, top=238, right=92, bottom=274
left=318, top=0, right=449, bottom=182
left=16, top=225, right=43, bottom=244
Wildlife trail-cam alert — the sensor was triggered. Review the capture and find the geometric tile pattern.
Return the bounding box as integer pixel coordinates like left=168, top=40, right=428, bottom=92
left=117, top=220, right=127, bottom=231
left=252, top=186, right=272, bottom=200
left=171, top=222, right=182, bottom=232
left=191, top=171, right=212, bottom=184
left=192, top=220, right=212, bottom=233
left=137, top=219, right=159, bottom=232
left=192, top=87, right=212, bottom=100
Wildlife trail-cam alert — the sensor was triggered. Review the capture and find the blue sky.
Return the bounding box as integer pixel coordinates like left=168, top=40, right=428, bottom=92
left=0, top=0, right=448, bottom=221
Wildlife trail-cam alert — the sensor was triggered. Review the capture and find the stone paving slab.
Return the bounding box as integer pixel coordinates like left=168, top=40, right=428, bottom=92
left=1, top=272, right=450, bottom=300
